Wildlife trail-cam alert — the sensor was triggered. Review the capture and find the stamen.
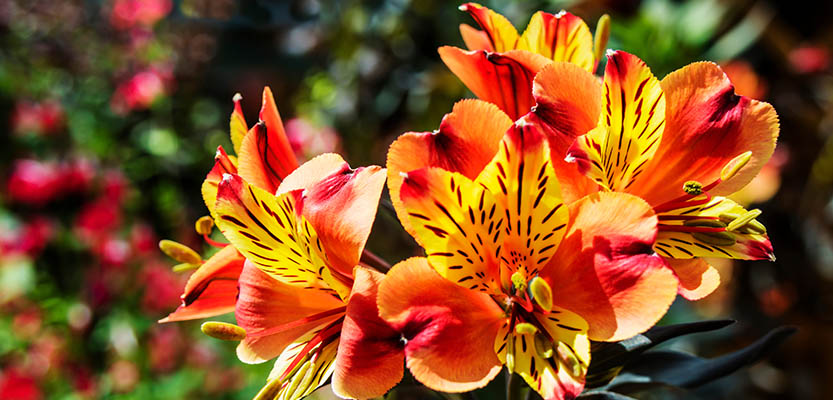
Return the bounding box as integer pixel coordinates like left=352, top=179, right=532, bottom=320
left=201, top=321, right=246, bottom=341
left=556, top=342, right=583, bottom=376
left=279, top=318, right=343, bottom=382
left=252, top=378, right=283, bottom=400
left=726, top=209, right=762, bottom=232
left=692, top=231, right=736, bottom=246
left=515, top=322, right=538, bottom=335
left=202, top=234, right=229, bottom=248
left=195, top=216, right=214, bottom=235
left=534, top=334, right=554, bottom=358
left=159, top=239, right=202, bottom=264
left=528, top=276, right=553, bottom=313
left=593, top=14, right=611, bottom=63
left=511, top=271, right=527, bottom=293
left=721, top=151, right=752, bottom=182
left=683, top=181, right=703, bottom=195
left=172, top=262, right=200, bottom=273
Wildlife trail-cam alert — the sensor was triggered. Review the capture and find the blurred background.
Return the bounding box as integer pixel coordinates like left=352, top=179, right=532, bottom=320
left=0, top=0, right=831, bottom=398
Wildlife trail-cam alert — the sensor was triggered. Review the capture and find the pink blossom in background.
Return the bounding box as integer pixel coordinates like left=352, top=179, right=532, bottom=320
left=129, top=223, right=157, bottom=256
left=147, top=325, right=184, bottom=372
left=58, top=158, right=96, bottom=195
left=75, top=198, right=123, bottom=245
left=139, top=262, right=186, bottom=315
left=11, top=100, right=64, bottom=136
left=110, top=67, right=171, bottom=114
left=285, top=117, right=342, bottom=160
left=6, top=159, right=61, bottom=206
left=790, top=45, right=830, bottom=74
left=0, top=217, right=54, bottom=257
left=109, top=0, right=172, bottom=30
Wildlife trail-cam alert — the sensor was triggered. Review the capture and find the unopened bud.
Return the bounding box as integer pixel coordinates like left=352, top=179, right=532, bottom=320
left=159, top=240, right=202, bottom=264
left=720, top=151, right=752, bottom=182
left=195, top=216, right=214, bottom=235
left=200, top=321, right=246, bottom=341
left=528, top=276, right=553, bottom=312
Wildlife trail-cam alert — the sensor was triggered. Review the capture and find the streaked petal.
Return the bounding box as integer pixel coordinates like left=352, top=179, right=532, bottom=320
left=214, top=173, right=350, bottom=298
left=378, top=258, right=504, bottom=392
left=235, top=261, right=344, bottom=364
left=280, top=155, right=386, bottom=279
left=541, top=192, right=678, bottom=341
left=666, top=257, right=720, bottom=300
left=518, top=11, right=595, bottom=72
left=159, top=245, right=245, bottom=323
left=262, top=330, right=340, bottom=400
left=459, top=2, right=519, bottom=52
left=387, top=99, right=511, bottom=239
left=526, top=61, right=602, bottom=203
left=628, top=62, right=779, bottom=205
left=332, top=267, right=403, bottom=399
left=566, top=50, right=666, bottom=192
left=399, top=167, right=503, bottom=293
left=438, top=47, right=550, bottom=120
left=201, top=146, right=237, bottom=219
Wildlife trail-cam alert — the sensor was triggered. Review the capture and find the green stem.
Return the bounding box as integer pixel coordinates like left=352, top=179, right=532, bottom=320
left=506, top=372, right=524, bottom=400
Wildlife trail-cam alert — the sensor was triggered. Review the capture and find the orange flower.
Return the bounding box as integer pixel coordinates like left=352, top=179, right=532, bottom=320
left=383, top=121, right=678, bottom=399
left=214, top=153, right=399, bottom=399
left=439, top=3, right=606, bottom=119
left=558, top=50, right=779, bottom=300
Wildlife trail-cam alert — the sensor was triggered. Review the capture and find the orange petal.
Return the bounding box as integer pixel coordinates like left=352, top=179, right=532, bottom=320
left=214, top=173, right=350, bottom=298
left=459, top=23, right=493, bottom=51
left=387, top=99, right=511, bottom=239
left=566, top=50, right=665, bottom=192
left=628, top=62, right=779, bottom=205
left=159, top=245, right=245, bottom=323
left=541, top=192, right=678, bottom=341
left=332, top=267, right=403, bottom=399
left=518, top=11, right=595, bottom=72
left=201, top=146, right=237, bottom=219
left=526, top=61, right=602, bottom=203
left=438, top=47, right=550, bottom=120
left=279, top=154, right=386, bottom=279
left=378, top=258, right=504, bottom=392
left=459, top=3, right=519, bottom=52
left=666, top=258, right=720, bottom=300
left=235, top=261, right=345, bottom=364
left=259, top=86, right=299, bottom=179
left=229, top=93, right=247, bottom=155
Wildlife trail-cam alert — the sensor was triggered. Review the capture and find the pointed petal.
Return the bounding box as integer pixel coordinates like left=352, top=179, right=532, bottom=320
left=230, top=93, right=247, bottom=155
left=459, top=3, right=519, bottom=52
left=518, top=11, right=595, bottom=72
left=260, top=86, right=299, bottom=179
left=201, top=146, right=238, bottom=219
left=654, top=196, right=774, bottom=261
left=438, top=47, right=550, bottom=120
left=629, top=62, right=779, bottom=205
left=495, top=309, right=589, bottom=399
left=527, top=61, right=602, bottom=203
left=399, top=167, right=503, bottom=293
left=378, top=258, right=504, bottom=392
left=279, top=155, right=387, bottom=278
left=666, top=258, right=720, bottom=300
left=541, top=192, right=678, bottom=341
left=332, top=267, right=403, bottom=399
left=387, top=99, right=511, bottom=239
left=459, top=23, right=493, bottom=51
left=235, top=261, right=344, bottom=364
left=567, top=50, right=666, bottom=192
left=476, top=122, right=569, bottom=280
left=214, top=174, right=350, bottom=298
left=160, top=245, right=245, bottom=323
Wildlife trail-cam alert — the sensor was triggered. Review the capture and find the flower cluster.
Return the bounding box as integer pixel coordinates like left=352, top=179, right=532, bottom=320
left=162, top=3, right=779, bottom=400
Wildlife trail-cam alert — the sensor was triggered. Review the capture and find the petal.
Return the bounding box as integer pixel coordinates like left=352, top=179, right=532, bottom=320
left=235, top=261, right=345, bottom=364
left=459, top=23, right=493, bottom=51
left=378, top=258, right=504, bottom=392
left=476, top=122, right=569, bottom=281
left=628, top=62, right=780, bottom=205
left=654, top=196, right=774, bottom=261
left=495, top=309, right=589, bottom=399
left=526, top=61, right=602, bottom=203
left=159, top=245, right=245, bottom=323
left=459, top=3, right=519, bottom=52
left=387, top=99, right=511, bottom=239
left=332, top=267, right=403, bottom=399
left=438, top=47, right=550, bottom=120
left=229, top=93, right=247, bottom=155
left=214, top=173, right=350, bottom=298
left=541, top=192, right=678, bottom=341
left=280, top=154, right=387, bottom=279
left=566, top=50, right=666, bottom=192
left=666, top=257, right=720, bottom=300
left=237, top=87, right=300, bottom=193
left=399, top=167, right=503, bottom=293
left=201, top=146, right=238, bottom=219
left=518, top=11, right=595, bottom=72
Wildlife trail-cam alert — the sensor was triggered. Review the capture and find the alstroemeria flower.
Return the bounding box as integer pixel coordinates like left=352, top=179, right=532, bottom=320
left=439, top=3, right=605, bottom=119
left=162, top=87, right=300, bottom=322
left=213, top=153, right=398, bottom=399
left=558, top=50, right=779, bottom=300
left=382, top=121, right=678, bottom=399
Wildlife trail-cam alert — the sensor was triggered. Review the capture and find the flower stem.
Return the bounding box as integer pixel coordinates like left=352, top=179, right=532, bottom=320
left=506, top=372, right=524, bottom=400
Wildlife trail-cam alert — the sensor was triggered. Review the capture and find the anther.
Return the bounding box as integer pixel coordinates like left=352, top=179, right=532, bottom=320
left=534, top=334, right=554, bottom=359
left=172, top=263, right=200, bottom=273
left=683, top=181, right=703, bottom=196
left=159, top=239, right=202, bottom=265
left=511, top=271, right=527, bottom=293
left=528, top=276, right=553, bottom=312
left=720, top=151, right=752, bottom=182
left=195, top=216, right=214, bottom=235
left=556, top=342, right=583, bottom=377
left=683, top=219, right=727, bottom=228
left=515, top=322, right=538, bottom=335
left=726, top=209, right=762, bottom=232
left=201, top=321, right=246, bottom=341
left=594, top=14, right=611, bottom=63
left=692, top=231, right=736, bottom=246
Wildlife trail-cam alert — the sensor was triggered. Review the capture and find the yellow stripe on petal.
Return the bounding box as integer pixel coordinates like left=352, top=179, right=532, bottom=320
left=399, top=168, right=504, bottom=293
left=214, top=174, right=350, bottom=299
left=476, top=122, right=568, bottom=280
left=518, top=11, right=595, bottom=72
left=567, top=51, right=665, bottom=192
left=460, top=3, right=520, bottom=52
left=655, top=196, right=774, bottom=261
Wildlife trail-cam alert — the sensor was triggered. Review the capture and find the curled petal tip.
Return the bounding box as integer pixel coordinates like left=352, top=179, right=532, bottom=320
left=232, top=93, right=243, bottom=102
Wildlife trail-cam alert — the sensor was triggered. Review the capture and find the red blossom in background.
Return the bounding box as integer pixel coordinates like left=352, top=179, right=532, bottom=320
left=109, top=0, right=172, bottom=30
left=0, top=368, right=41, bottom=400
left=110, top=67, right=172, bottom=114
left=11, top=100, right=64, bottom=136
left=0, top=217, right=54, bottom=257
left=5, top=159, right=62, bottom=206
